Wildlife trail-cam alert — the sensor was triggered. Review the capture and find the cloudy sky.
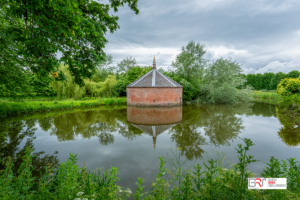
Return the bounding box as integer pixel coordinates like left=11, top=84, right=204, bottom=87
left=100, top=0, right=300, bottom=74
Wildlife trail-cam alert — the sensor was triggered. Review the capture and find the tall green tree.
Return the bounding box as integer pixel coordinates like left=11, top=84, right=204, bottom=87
left=0, top=5, right=32, bottom=96
left=287, top=70, right=300, bottom=78
left=253, top=74, right=263, bottom=90
left=1, top=0, right=139, bottom=87
left=245, top=74, right=256, bottom=89
left=269, top=72, right=287, bottom=90
left=202, top=58, right=251, bottom=103
left=262, top=72, right=275, bottom=90
left=116, top=56, right=137, bottom=73
left=171, top=41, right=206, bottom=83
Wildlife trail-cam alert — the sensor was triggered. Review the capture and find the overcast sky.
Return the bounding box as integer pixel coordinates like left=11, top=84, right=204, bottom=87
left=100, top=0, right=300, bottom=74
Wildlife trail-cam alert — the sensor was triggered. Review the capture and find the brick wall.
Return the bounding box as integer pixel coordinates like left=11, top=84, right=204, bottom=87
left=126, top=87, right=183, bottom=106
left=127, top=106, right=182, bottom=125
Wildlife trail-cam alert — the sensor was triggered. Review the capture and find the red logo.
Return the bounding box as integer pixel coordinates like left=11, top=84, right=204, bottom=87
left=256, top=178, right=262, bottom=187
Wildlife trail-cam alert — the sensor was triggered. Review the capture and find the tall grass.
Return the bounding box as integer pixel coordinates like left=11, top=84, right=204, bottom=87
left=1, top=139, right=299, bottom=199
left=252, top=91, right=281, bottom=100
left=0, top=98, right=127, bottom=117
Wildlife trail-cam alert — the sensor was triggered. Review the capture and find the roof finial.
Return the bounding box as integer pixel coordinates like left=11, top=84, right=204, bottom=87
left=153, top=56, right=156, bottom=70
left=153, top=137, right=156, bottom=149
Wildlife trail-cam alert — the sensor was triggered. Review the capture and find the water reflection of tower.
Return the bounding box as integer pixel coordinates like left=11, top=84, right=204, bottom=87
left=127, top=106, right=182, bottom=148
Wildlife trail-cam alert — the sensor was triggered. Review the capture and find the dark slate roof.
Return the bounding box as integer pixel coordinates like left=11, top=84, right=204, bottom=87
left=130, top=124, right=175, bottom=136
left=126, top=69, right=183, bottom=88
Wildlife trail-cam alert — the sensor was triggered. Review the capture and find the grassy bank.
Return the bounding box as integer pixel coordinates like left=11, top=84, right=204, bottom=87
left=0, top=97, right=127, bottom=118
left=0, top=138, right=299, bottom=200
left=252, top=90, right=300, bottom=105
left=252, top=90, right=281, bottom=100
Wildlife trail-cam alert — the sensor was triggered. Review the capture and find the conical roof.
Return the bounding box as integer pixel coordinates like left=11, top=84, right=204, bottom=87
left=130, top=124, right=175, bottom=137
left=126, top=57, right=182, bottom=88
left=130, top=123, right=176, bottom=149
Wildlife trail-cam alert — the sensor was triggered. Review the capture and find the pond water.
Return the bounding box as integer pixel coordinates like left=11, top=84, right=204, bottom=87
left=1, top=102, right=299, bottom=191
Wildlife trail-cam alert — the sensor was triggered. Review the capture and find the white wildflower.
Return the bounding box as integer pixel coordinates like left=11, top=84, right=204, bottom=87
left=74, top=198, right=81, bottom=200
left=127, top=190, right=132, bottom=194
left=76, top=192, right=84, bottom=196
left=119, top=190, right=122, bottom=193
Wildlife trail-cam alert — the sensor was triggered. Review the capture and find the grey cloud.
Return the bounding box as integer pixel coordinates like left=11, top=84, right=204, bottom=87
left=100, top=0, right=300, bottom=73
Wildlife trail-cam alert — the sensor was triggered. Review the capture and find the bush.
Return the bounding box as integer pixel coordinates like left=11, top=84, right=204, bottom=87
left=277, top=77, right=300, bottom=96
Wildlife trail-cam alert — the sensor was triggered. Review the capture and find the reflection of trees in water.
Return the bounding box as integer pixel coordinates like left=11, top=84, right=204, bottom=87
left=38, top=117, right=53, bottom=131
left=169, top=103, right=252, bottom=160
left=0, top=120, right=59, bottom=179
left=202, top=104, right=248, bottom=147
left=49, top=107, right=141, bottom=145
left=276, top=105, right=300, bottom=146
left=251, top=102, right=276, bottom=117
left=170, top=123, right=207, bottom=160
left=3, top=102, right=287, bottom=167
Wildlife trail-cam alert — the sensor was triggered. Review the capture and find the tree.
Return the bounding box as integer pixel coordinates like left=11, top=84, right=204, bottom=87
left=287, top=70, right=300, bottom=78
left=269, top=72, right=287, bottom=90
left=262, top=72, right=275, bottom=90
left=202, top=58, right=252, bottom=103
left=0, top=6, right=32, bottom=96
left=245, top=74, right=256, bottom=89
left=171, top=41, right=206, bottom=83
left=97, top=54, right=114, bottom=72
left=253, top=73, right=263, bottom=90
left=1, top=0, right=139, bottom=87
left=92, top=54, right=114, bottom=82
left=114, top=66, right=151, bottom=96
left=116, top=56, right=137, bottom=73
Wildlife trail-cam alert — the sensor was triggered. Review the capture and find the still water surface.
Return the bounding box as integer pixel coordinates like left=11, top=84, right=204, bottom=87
left=1, top=102, right=299, bottom=191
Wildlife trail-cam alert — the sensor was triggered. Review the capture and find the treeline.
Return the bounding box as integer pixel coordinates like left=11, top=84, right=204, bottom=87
left=2, top=40, right=299, bottom=103
left=243, top=70, right=300, bottom=90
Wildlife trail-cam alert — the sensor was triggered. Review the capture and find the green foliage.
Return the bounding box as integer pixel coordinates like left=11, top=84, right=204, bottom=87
left=28, top=74, right=56, bottom=96
left=261, top=157, right=300, bottom=193
left=114, top=66, right=152, bottom=97
left=252, top=91, right=281, bottom=101
left=253, top=73, right=264, bottom=90
left=171, top=41, right=206, bottom=83
left=262, top=72, right=275, bottom=90
left=277, top=77, right=300, bottom=96
left=245, top=71, right=300, bottom=90
left=201, top=58, right=252, bottom=104
left=51, top=65, right=118, bottom=99
left=270, top=72, right=287, bottom=90
left=287, top=70, right=300, bottom=78
left=179, top=79, right=198, bottom=101
left=117, top=56, right=137, bottom=73
left=1, top=0, right=139, bottom=87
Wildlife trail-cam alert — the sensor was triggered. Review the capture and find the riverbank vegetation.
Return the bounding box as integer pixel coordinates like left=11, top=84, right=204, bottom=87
left=0, top=97, right=126, bottom=118
left=1, top=138, right=299, bottom=199
left=2, top=40, right=300, bottom=106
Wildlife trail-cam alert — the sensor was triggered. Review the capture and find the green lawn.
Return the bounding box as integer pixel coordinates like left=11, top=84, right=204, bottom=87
left=0, top=97, right=127, bottom=117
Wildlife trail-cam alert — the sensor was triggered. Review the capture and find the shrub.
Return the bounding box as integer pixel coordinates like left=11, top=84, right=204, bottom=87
left=277, top=77, right=300, bottom=96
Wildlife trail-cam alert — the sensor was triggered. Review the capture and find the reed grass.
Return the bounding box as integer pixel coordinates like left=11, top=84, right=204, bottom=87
left=252, top=90, right=281, bottom=100
left=0, top=97, right=127, bottom=117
